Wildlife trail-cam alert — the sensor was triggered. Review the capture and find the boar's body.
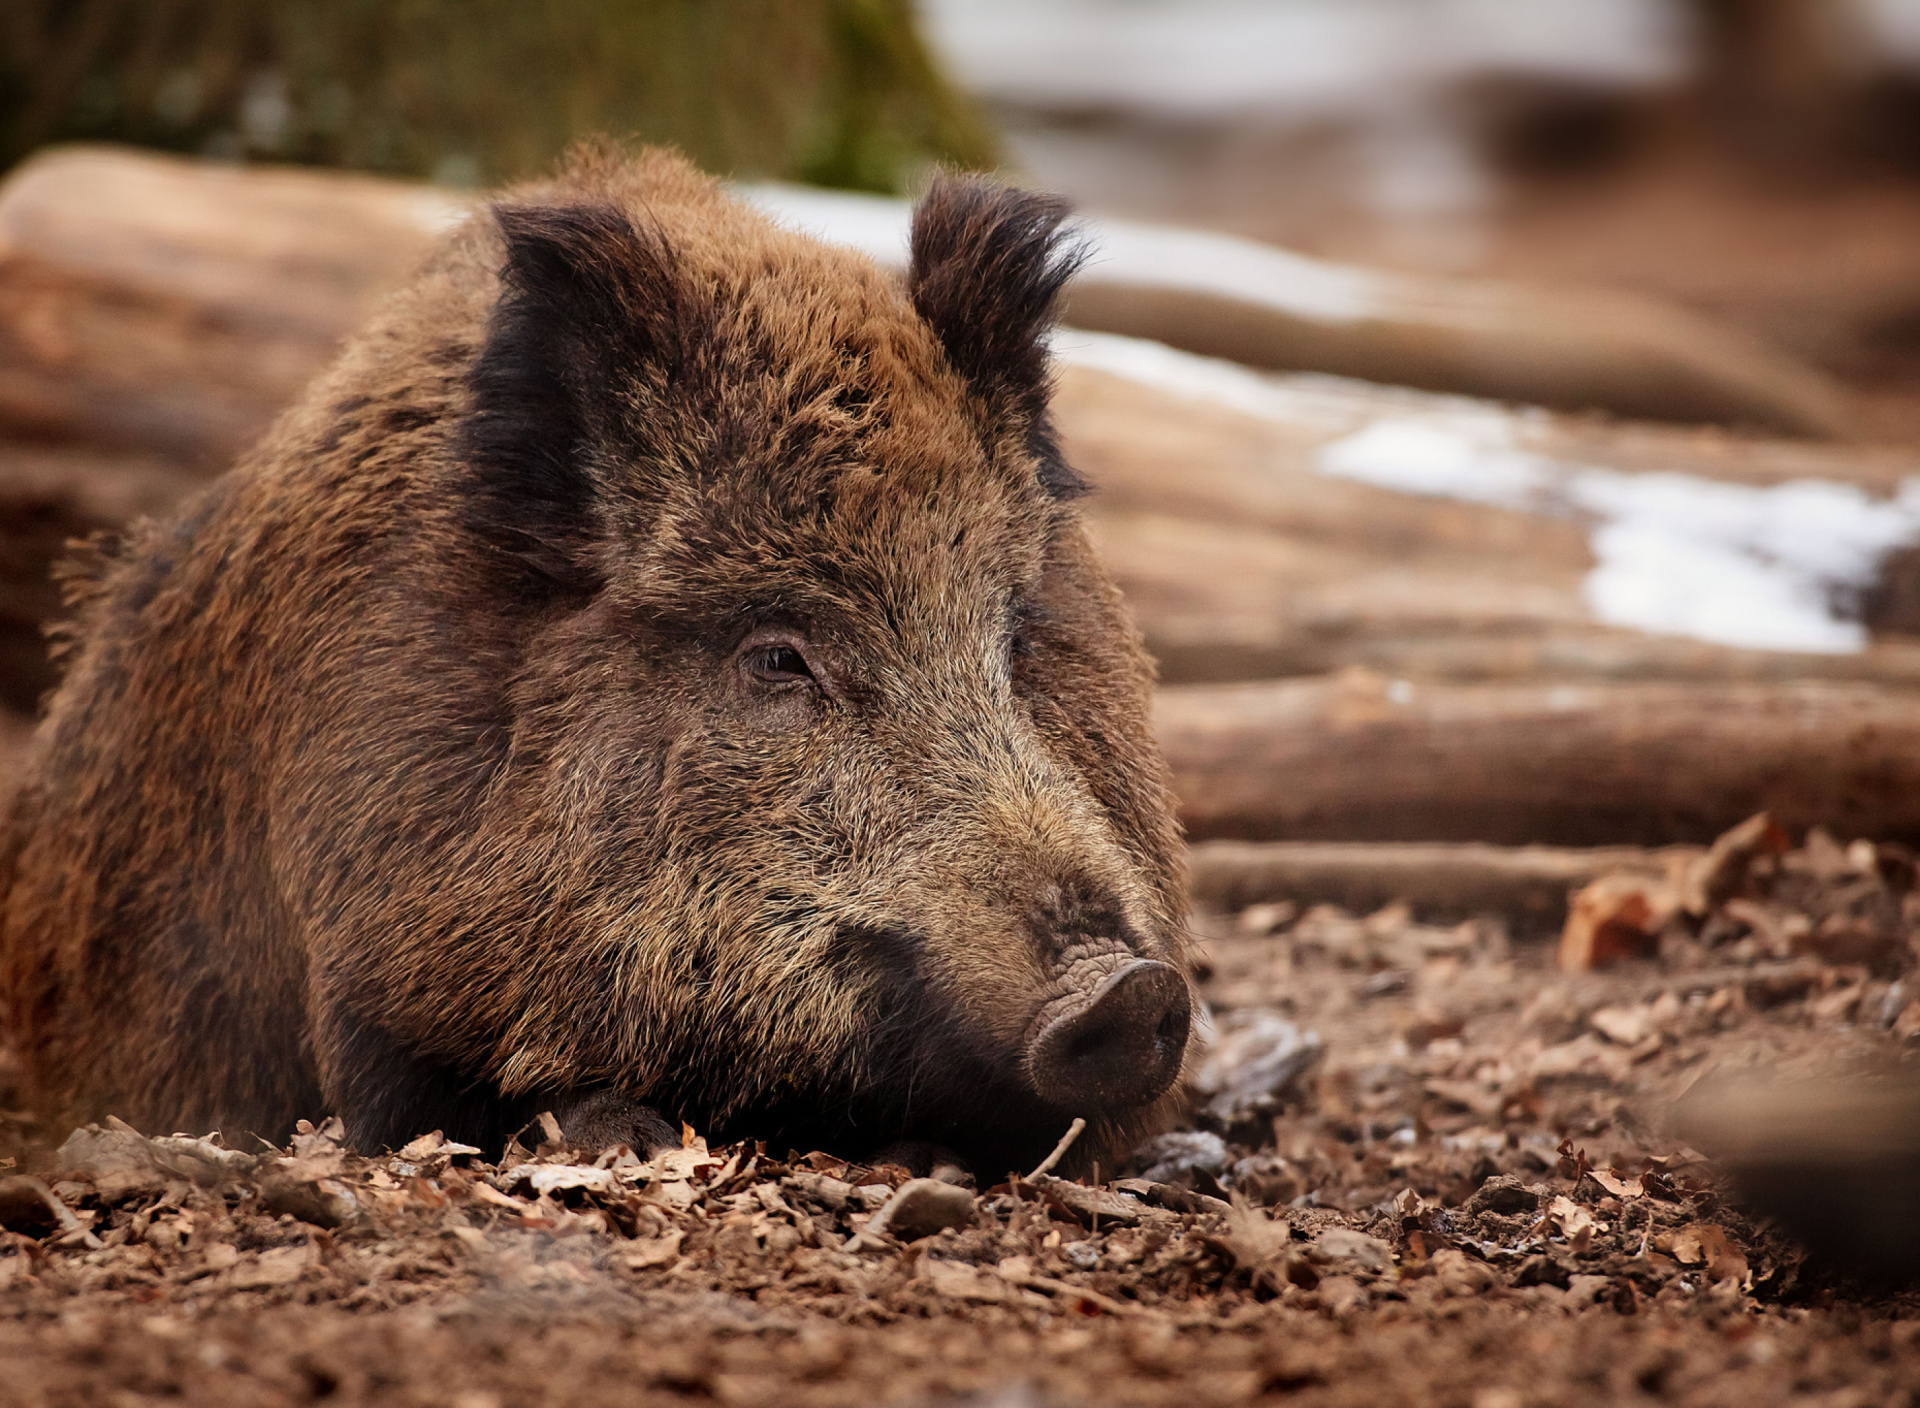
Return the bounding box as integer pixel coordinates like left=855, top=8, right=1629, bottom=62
left=0, top=149, right=1192, bottom=1176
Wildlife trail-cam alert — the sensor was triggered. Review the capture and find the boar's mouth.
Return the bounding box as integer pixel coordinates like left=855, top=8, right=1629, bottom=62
left=693, top=925, right=1191, bottom=1178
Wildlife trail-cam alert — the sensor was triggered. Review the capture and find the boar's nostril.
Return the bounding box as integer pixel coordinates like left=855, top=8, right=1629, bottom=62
left=1026, top=960, right=1190, bottom=1115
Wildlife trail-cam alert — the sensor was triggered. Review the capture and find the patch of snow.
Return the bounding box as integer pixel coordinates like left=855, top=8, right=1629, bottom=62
left=1853, top=0, right=1920, bottom=68
left=1052, top=328, right=1377, bottom=434
left=735, top=183, right=911, bottom=267
left=1086, top=219, right=1383, bottom=324
left=1315, top=413, right=1920, bottom=654
left=1317, top=419, right=1555, bottom=507
left=1060, top=333, right=1920, bottom=656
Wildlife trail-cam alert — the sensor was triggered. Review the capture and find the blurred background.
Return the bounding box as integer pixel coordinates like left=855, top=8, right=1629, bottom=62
left=10, top=0, right=1920, bottom=852
left=16, top=1, right=1920, bottom=429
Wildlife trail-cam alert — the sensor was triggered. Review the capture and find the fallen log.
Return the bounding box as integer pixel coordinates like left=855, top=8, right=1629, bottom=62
left=1091, top=504, right=1920, bottom=687
left=0, top=146, right=456, bottom=465
left=1, top=143, right=1917, bottom=708
left=1056, top=359, right=1920, bottom=675
left=1157, top=669, right=1920, bottom=847
left=1186, top=839, right=1692, bottom=931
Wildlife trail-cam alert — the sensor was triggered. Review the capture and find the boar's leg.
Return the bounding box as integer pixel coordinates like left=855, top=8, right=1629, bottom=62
left=315, top=1001, right=540, bottom=1156
left=315, top=1002, right=676, bottom=1157
left=544, top=1090, right=679, bottom=1156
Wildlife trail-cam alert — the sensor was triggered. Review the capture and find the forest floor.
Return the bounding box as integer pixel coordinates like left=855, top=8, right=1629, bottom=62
left=3, top=826, right=1920, bottom=1406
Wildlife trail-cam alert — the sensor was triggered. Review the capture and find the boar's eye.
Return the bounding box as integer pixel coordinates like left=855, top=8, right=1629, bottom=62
left=744, top=643, right=816, bottom=686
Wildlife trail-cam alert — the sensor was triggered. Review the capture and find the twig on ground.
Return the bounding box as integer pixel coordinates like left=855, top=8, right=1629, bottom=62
left=26, top=1178, right=101, bottom=1250
left=1028, top=1118, right=1087, bottom=1181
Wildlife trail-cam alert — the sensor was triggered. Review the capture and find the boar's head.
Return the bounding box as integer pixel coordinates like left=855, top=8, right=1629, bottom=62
left=276, top=154, right=1195, bottom=1177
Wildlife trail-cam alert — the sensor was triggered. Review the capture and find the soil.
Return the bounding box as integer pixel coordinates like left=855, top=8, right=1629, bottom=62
left=4, top=827, right=1920, bottom=1406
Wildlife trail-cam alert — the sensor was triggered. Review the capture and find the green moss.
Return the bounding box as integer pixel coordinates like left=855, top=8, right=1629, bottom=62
left=0, top=0, right=997, bottom=190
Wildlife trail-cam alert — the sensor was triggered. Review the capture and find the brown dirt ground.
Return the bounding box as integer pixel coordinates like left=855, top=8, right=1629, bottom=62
left=4, top=829, right=1920, bottom=1407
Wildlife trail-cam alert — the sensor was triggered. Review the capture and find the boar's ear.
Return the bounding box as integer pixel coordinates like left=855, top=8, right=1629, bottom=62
left=908, top=175, right=1089, bottom=500
left=461, top=202, right=690, bottom=593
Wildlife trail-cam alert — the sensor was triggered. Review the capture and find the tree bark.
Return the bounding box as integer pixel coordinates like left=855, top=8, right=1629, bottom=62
left=0, top=144, right=1867, bottom=470
left=1063, top=269, right=1849, bottom=440
left=1089, top=503, right=1920, bottom=688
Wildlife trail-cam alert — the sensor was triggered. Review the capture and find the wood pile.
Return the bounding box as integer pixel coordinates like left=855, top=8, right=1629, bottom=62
left=3, top=144, right=1919, bottom=856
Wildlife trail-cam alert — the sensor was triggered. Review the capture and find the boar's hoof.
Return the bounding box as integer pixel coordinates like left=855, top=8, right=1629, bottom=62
left=1026, top=960, right=1190, bottom=1114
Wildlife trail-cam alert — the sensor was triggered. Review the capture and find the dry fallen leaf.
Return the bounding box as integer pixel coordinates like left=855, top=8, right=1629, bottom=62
left=918, top=1258, right=1015, bottom=1304
left=1219, top=1195, right=1302, bottom=1293
left=1589, top=1003, right=1657, bottom=1047
left=1539, top=1195, right=1598, bottom=1254
left=1559, top=874, right=1678, bottom=972
left=1680, top=812, right=1790, bottom=916
left=1588, top=1168, right=1644, bottom=1200
left=1430, top=1248, right=1496, bottom=1296
left=615, top=1231, right=684, bottom=1271
left=1314, top=1227, right=1394, bottom=1275
left=396, top=1131, right=447, bottom=1161
left=503, top=1163, right=618, bottom=1197
left=228, top=1242, right=317, bottom=1290
left=1670, top=1223, right=1748, bottom=1284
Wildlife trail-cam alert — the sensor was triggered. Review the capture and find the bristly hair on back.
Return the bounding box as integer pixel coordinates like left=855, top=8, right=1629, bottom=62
left=907, top=174, right=1090, bottom=501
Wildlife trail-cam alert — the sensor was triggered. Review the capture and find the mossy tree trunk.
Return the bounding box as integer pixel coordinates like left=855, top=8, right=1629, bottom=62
left=0, top=0, right=996, bottom=190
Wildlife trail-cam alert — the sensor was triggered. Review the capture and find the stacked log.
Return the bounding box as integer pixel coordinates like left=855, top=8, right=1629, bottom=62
left=4, top=145, right=1920, bottom=846
left=1057, top=364, right=1920, bottom=686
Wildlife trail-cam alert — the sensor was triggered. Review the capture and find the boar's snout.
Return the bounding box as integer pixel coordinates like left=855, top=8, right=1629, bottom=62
left=1025, top=960, right=1190, bottom=1115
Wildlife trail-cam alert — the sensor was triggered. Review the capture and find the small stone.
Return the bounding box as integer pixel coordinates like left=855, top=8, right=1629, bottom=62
left=1466, top=1174, right=1540, bottom=1216
left=1193, top=1011, right=1323, bottom=1123
left=1133, top=1130, right=1230, bottom=1186
left=1567, top=1273, right=1615, bottom=1307
left=866, top=1178, right=976, bottom=1242
left=1316, top=1274, right=1367, bottom=1316
left=1514, top=1253, right=1571, bottom=1289
left=1313, top=1227, right=1394, bottom=1275
left=1431, top=1248, right=1496, bottom=1296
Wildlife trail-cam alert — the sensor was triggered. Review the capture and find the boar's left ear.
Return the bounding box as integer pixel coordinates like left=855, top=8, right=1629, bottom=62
left=908, top=175, right=1089, bottom=500
left=462, top=201, right=694, bottom=594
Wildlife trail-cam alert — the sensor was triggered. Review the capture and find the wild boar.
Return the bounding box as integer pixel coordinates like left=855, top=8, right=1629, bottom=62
left=0, top=146, right=1194, bottom=1177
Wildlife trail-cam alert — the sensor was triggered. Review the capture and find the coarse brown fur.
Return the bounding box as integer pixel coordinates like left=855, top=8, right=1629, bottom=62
left=0, top=146, right=1192, bottom=1178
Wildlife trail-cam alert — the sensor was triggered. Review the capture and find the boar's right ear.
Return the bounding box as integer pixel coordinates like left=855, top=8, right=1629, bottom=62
left=461, top=202, right=692, bottom=594
left=908, top=175, right=1089, bottom=500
